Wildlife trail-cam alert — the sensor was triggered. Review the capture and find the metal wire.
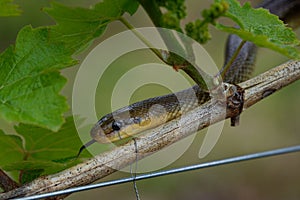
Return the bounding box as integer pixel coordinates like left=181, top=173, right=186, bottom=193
left=130, top=138, right=140, bottom=200
left=14, top=145, right=300, bottom=200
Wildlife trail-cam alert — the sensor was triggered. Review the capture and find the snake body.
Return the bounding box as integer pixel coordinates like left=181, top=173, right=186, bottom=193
left=89, top=0, right=300, bottom=144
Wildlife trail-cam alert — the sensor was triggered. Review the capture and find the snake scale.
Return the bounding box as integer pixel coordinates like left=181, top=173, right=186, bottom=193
left=80, top=0, right=300, bottom=149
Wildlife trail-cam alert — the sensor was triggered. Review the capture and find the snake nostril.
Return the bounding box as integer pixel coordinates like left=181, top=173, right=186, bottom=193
left=133, top=117, right=142, bottom=124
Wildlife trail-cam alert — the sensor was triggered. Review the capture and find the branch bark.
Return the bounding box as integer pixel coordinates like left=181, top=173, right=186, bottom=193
left=1, top=61, right=300, bottom=199
left=0, top=169, right=18, bottom=192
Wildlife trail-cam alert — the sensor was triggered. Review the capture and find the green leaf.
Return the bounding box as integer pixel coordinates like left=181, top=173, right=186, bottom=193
left=216, top=0, right=300, bottom=59
left=0, top=130, right=24, bottom=166
left=0, top=26, right=77, bottom=131
left=19, top=169, right=44, bottom=184
left=15, top=117, right=88, bottom=161
left=94, top=0, right=139, bottom=16
left=0, top=0, right=21, bottom=16
left=0, top=117, right=92, bottom=182
left=44, top=0, right=139, bottom=53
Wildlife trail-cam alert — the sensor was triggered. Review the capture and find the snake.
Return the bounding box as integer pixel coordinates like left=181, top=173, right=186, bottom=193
left=78, top=0, right=300, bottom=153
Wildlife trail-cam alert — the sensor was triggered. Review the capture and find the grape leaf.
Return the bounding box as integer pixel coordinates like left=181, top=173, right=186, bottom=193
left=44, top=0, right=139, bottom=53
left=19, top=169, right=44, bottom=185
left=94, top=0, right=139, bottom=16
left=216, top=0, right=300, bottom=59
left=1, top=117, right=92, bottom=182
left=0, top=26, right=77, bottom=131
left=0, top=130, right=23, bottom=166
left=15, top=117, right=89, bottom=161
left=0, top=0, right=21, bottom=16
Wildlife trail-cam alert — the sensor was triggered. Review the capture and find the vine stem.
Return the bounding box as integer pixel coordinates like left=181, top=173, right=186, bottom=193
left=220, top=40, right=246, bottom=79
left=119, top=17, right=213, bottom=91
left=119, top=17, right=168, bottom=64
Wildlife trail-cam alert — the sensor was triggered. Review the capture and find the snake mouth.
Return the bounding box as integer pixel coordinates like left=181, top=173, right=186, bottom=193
left=90, top=124, right=111, bottom=143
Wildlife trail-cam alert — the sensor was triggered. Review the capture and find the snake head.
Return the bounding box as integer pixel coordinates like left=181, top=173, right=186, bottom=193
left=90, top=99, right=172, bottom=143
left=90, top=113, right=127, bottom=143
left=90, top=108, right=154, bottom=143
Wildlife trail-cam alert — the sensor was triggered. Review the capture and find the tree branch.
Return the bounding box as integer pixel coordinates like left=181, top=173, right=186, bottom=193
left=1, top=61, right=300, bottom=199
left=0, top=169, right=18, bottom=192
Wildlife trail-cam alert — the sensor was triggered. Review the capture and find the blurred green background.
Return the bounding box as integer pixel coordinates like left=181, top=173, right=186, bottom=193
left=1, top=0, right=300, bottom=199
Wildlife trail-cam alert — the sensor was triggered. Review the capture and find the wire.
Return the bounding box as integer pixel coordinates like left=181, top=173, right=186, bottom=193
left=14, top=145, right=300, bottom=200
left=130, top=138, right=140, bottom=200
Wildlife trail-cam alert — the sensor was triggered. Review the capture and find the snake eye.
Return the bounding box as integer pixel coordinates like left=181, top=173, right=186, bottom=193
left=112, top=121, right=122, bottom=131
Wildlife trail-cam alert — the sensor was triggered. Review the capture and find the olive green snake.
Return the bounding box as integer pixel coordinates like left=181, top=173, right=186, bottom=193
left=79, top=0, right=300, bottom=153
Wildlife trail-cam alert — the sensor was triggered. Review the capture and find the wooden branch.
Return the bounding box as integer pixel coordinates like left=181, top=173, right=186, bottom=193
left=1, top=61, right=300, bottom=199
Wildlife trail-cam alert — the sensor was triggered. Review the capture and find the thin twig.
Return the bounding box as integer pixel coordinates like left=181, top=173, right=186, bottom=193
left=119, top=17, right=167, bottom=64
left=1, top=60, right=300, bottom=199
